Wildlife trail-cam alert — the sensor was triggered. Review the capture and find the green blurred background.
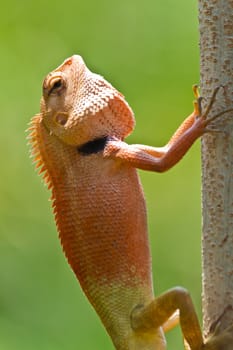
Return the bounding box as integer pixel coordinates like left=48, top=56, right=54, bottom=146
left=1, top=0, right=201, bottom=348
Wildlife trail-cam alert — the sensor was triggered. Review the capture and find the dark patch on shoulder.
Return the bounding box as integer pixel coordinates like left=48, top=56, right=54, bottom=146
left=77, top=136, right=108, bottom=156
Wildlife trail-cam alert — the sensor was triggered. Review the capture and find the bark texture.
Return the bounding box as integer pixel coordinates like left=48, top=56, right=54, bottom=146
left=199, top=0, right=233, bottom=338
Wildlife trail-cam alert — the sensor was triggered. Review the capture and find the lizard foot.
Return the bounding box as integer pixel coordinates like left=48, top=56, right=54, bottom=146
left=203, top=323, right=233, bottom=350
left=202, top=307, right=233, bottom=350
left=192, top=85, right=233, bottom=135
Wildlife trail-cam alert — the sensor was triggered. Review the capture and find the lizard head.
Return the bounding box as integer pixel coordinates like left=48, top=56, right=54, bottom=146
left=40, top=55, right=135, bottom=146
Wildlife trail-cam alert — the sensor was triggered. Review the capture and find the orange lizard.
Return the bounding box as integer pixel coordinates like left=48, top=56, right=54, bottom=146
left=29, top=55, right=233, bottom=349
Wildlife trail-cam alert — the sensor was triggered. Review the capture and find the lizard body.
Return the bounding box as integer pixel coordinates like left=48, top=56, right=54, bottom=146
left=29, top=55, right=233, bottom=349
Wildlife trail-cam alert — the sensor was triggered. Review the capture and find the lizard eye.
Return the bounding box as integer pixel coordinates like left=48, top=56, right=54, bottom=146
left=51, top=79, right=62, bottom=91
left=45, top=75, right=66, bottom=95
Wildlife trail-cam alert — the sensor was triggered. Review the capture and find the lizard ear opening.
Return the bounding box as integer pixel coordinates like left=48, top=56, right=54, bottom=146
left=54, top=112, right=69, bottom=126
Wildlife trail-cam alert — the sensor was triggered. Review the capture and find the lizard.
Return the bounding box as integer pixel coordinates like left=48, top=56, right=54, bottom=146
left=29, top=55, right=233, bottom=350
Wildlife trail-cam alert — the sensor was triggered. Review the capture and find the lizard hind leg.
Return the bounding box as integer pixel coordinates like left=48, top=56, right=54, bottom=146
left=130, top=287, right=204, bottom=350
left=162, top=309, right=179, bottom=333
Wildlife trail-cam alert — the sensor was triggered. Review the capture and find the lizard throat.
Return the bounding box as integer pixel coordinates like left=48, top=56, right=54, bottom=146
left=77, top=136, right=109, bottom=155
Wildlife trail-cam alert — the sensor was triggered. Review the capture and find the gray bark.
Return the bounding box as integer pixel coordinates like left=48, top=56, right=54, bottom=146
left=198, top=0, right=233, bottom=338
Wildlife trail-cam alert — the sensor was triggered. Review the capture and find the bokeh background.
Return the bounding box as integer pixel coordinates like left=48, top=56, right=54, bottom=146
left=1, top=0, right=201, bottom=349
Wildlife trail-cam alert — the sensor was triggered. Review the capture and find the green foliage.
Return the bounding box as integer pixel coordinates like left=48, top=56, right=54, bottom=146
left=0, top=0, right=201, bottom=348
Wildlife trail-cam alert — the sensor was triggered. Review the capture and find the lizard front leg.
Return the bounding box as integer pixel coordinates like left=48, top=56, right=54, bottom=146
left=104, top=86, right=233, bottom=173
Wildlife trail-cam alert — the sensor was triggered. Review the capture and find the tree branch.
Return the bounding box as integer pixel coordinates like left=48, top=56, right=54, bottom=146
left=199, top=0, right=233, bottom=338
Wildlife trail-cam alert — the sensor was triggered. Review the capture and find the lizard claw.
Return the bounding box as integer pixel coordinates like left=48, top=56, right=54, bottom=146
left=192, top=85, right=202, bottom=116
left=201, top=85, right=223, bottom=120
left=192, top=84, right=200, bottom=100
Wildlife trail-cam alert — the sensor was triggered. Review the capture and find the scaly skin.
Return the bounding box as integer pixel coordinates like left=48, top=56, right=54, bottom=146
left=29, top=55, right=233, bottom=349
